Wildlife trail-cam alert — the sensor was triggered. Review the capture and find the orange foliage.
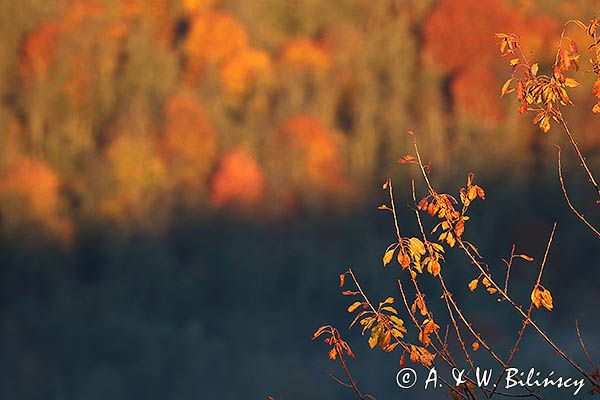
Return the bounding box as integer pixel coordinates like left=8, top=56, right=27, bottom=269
left=160, top=90, right=217, bottom=198
left=209, top=147, right=265, bottom=210
left=423, top=0, right=519, bottom=71
left=62, top=0, right=104, bottom=29
left=272, top=115, right=345, bottom=189
left=219, top=48, right=271, bottom=97
left=183, top=0, right=220, bottom=15
left=424, top=0, right=560, bottom=72
left=451, top=67, right=503, bottom=123
left=0, top=158, right=73, bottom=242
left=517, top=15, right=561, bottom=56
left=19, top=22, right=62, bottom=79
left=184, top=11, right=249, bottom=81
left=278, top=38, right=331, bottom=71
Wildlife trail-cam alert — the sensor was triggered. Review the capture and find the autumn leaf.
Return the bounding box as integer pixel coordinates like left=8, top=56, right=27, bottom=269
left=531, top=286, right=553, bottom=310
left=501, top=79, right=514, bottom=96
left=409, top=345, right=436, bottom=367
left=347, top=301, right=362, bottom=313
left=411, top=295, right=428, bottom=316
left=339, top=273, right=346, bottom=287
left=409, top=237, right=426, bottom=255
left=564, top=78, right=579, bottom=88
left=541, top=288, right=554, bottom=311
left=472, top=341, right=480, bottom=351
left=399, top=155, right=416, bottom=164
left=427, top=258, right=441, bottom=276
left=531, top=63, right=539, bottom=76
left=468, top=279, right=478, bottom=292
left=329, top=348, right=337, bottom=360
left=383, top=244, right=397, bottom=266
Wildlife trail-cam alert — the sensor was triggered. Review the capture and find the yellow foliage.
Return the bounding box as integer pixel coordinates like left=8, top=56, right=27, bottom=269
left=219, top=48, right=272, bottom=97
left=101, top=134, right=169, bottom=224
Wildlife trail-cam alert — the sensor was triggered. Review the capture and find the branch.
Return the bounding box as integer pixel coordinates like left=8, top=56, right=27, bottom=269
left=556, top=146, right=600, bottom=239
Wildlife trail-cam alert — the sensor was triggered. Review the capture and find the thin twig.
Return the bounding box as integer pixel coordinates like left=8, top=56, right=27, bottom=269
left=575, top=320, right=599, bottom=371
left=556, top=146, right=600, bottom=239
left=559, top=121, right=600, bottom=200
left=489, top=223, right=556, bottom=399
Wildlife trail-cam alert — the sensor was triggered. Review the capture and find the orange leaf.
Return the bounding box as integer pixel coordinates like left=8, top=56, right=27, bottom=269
left=468, top=279, right=478, bottom=292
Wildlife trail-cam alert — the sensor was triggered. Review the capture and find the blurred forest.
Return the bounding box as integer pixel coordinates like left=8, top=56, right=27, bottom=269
left=1, top=0, right=600, bottom=399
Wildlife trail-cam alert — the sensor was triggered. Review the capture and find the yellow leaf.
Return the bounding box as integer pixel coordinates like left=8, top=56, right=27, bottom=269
left=368, top=335, right=378, bottom=349
left=383, top=246, right=396, bottom=266
left=468, top=279, right=478, bottom=292
left=347, top=301, right=362, bottom=313
left=564, top=78, right=579, bottom=87
left=531, top=287, right=543, bottom=308
left=593, top=103, right=600, bottom=113
left=409, top=237, right=426, bottom=255
left=538, top=116, right=551, bottom=133
left=472, top=341, right=480, bottom=351
left=541, top=289, right=553, bottom=311
left=531, top=63, right=539, bottom=76
left=501, top=79, right=513, bottom=96
left=510, top=58, right=519, bottom=66
left=516, top=254, right=534, bottom=262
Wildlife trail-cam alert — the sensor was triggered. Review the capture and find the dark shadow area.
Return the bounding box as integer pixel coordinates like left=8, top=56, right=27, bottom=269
left=1, top=165, right=599, bottom=400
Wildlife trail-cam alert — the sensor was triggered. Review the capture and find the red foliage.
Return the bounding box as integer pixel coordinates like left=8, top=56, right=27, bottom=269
left=451, top=67, right=503, bottom=123
left=19, top=22, right=62, bottom=79
left=209, top=147, right=265, bottom=211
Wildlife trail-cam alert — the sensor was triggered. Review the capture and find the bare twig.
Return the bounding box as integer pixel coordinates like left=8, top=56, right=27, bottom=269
left=556, top=146, right=600, bottom=239
left=559, top=121, right=600, bottom=201
left=575, top=320, right=599, bottom=372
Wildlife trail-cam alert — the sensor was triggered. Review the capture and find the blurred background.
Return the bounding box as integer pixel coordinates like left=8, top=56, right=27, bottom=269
left=1, top=0, right=600, bottom=399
